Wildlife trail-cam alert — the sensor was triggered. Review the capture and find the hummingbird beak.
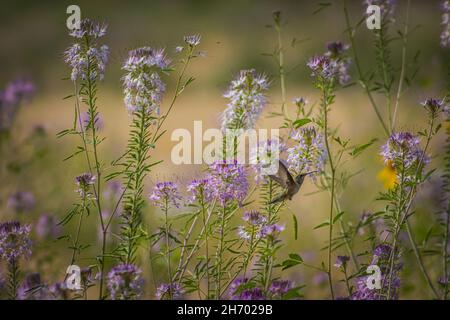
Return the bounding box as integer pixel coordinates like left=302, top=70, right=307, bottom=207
left=303, top=170, right=319, bottom=176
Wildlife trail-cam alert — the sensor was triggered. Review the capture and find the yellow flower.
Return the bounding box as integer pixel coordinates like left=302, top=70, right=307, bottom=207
left=377, top=160, right=397, bottom=189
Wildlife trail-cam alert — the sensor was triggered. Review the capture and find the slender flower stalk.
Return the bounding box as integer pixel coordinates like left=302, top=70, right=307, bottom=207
left=221, top=69, right=269, bottom=131
left=392, top=0, right=411, bottom=129
left=118, top=47, right=170, bottom=265
left=380, top=122, right=439, bottom=298
left=307, top=51, right=340, bottom=299
left=63, top=18, right=109, bottom=298
left=107, top=263, right=144, bottom=300
left=149, top=181, right=182, bottom=299
left=273, top=11, right=290, bottom=121
left=206, top=160, right=248, bottom=299
left=342, top=0, right=389, bottom=136
left=0, top=221, right=32, bottom=300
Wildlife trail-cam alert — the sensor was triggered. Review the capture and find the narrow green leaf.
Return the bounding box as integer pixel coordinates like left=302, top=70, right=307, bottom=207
left=293, top=118, right=311, bottom=128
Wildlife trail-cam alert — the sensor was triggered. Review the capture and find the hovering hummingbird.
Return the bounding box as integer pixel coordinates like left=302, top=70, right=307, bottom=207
left=268, top=160, right=317, bottom=204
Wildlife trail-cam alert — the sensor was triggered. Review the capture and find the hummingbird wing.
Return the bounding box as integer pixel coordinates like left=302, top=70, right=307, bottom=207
left=268, top=160, right=295, bottom=189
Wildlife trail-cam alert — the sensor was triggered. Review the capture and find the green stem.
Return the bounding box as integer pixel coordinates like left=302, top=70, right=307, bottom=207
left=70, top=196, right=87, bottom=266
left=392, top=0, right=411, bottom=129
left=343, top=0, right=389, bottom=136
left=201, top=195, right=211, bottom=299
left=274, top=13, right=290, bottom=121
left=322, top=84, right=335, bottom=300
left=164, top=198, right=173, bottom=300
left=215, top=205, right=227, bottom=299
left=8, top=259, right=19, bottom=300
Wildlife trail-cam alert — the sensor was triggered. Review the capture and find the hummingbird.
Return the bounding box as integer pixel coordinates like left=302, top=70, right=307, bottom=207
left=268, top=160, right=317, bottom=204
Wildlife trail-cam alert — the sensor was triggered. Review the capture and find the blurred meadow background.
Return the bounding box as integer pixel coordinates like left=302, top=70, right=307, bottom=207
left=0, top=0, right=448, bottom=299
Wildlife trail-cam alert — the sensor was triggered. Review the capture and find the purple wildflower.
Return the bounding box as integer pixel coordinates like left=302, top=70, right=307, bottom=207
left=155, top=283, right=184, bottom=300
left=442, top=1, right=450, bottom=48
left=184, top=34, right=201, bottom=47
left=237, top=226, right=251, bottom=240
left=186, top=178, right=210, bottom=203
left=438, top=276, right=450, bottom=286
left=48, top=282, right=70, bottom=300
left=268, top=280, right=292, bottom=298
left=309, top=41, right=351, bottom=85
left=107, top=263, right=144, bottom=300
left=0, top=221, right=32, bottom=263
left=69, top=19, right=107, bottom=39
left=205, top=160, right=249, bottom=206
left=250, top=138, right=283, bottom=183
left=75, top=173, right=96, bottom=198
left=0, top=79, right=35, bottom=130
left=325, top=41, right=349, bottom=58
left=36, top=214, right=61, bottom=240
left=307, top=55, right=338, bottom=80
left=421, top=98, right=445, bottom=116
left=351, top=244, right=402, bottom=300
left=0, top=79, right=35, bottom=106
left=380, top=132, right=429, bottom=179
left=292, top=97, right=308, bottom=108
left=365, top=0, right=396, bottom=20
left=238, top=210, right=267, bottom=240
left=286, top=127, right=326, bottom=176
left=243, top=210, right=267, bottom=226
left=149, top=181, right=183, bottom=209
left=80, top=267, right=96, bottom=290
left=228, top=277, right=249, bottom=297
left=259, top=224, right=284, bottom=239
left=239, top=288, right=266, bottom=300
left=64, top=20, right=109, bottom=81
left=308, top=40, right=351, bottom=85
left=7, top=191, right=35, bottom=213
left=122, top=47, right=169, bottom=114
left=221, top=69, right=269, bottom=131
left=18, top=273, right=50, bottom=300
left=334, top=255, right=350, bottom=268
left=228, top=278, right=265, bottom=300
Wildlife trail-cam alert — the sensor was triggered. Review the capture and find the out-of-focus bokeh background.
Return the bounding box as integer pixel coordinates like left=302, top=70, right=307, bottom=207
left=0, top=0, right=448, bottom=299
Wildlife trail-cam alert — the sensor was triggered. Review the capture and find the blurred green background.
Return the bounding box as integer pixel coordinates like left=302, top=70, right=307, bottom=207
left=0, top=0, right=448, bottom=299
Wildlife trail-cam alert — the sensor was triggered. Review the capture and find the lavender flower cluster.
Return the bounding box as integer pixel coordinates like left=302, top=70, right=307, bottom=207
left=0, top=79, right=35, bottom=130
left=204, top=160, right=249, bottom=206
left=155, top=283, right=184, bottom=300
left=250, top=139, right=283, bottom=183
left=307, top=41, right=351, bottom=85
left=351, top=244, right=402, bottom=300
left=365, top=0, right=396, bottom=20
left=238, top=210, right=284, bottom=241
left=0, top=221, right=32, bottom=263
left=228, top=277, right=292, bottom=300
left=149, top=181, right=183, bottom=209
left=75, top=173, right=96, bottom=198
left=380, top=132, right=429, bottom=180
left=107, top=263, right=144, bottom=300
left=122, top=47, right=169, bottom=114
left=221, top=69, right=269, bottom=131
left=286, top=127, right=326, bottom=176
left=64, top=19, right=109, bottom=81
